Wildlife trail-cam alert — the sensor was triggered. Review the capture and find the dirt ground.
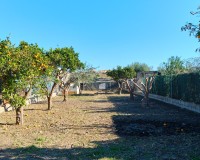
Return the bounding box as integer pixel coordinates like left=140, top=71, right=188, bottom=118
left=0, top=92, right=200, bottom=160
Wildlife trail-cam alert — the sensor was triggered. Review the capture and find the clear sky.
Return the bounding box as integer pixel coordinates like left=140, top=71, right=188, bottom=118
left=0, top=0, right=200, bottom=70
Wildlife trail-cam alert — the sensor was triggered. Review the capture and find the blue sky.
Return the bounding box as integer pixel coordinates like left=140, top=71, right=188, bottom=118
left=0, top=0, right=200, bottom=70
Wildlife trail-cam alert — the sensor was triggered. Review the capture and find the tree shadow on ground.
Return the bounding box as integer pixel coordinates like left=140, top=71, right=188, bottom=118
left=80, top=94, right=200, bottom=138
left=0, top=122, right=15, bottom=125
left=33, top=100, right=47, bottom=104
left=106, top=95, right=200, bottom=137
left=1, top=136, right=200, bottom=160
left=0, top=139, right=145, bottom=160
left=71, top=93, right=95, bottom=97
left=24, top=108, right=48, bottom=111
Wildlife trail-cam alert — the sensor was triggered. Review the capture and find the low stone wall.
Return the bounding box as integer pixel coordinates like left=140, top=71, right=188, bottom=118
left=150, top=94, right=200, bottom=113
left=135, top=92, right=200, bottom=114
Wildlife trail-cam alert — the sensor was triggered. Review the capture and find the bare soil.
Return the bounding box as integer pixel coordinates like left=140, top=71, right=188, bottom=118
left=0, top=92, right=200, bottom=160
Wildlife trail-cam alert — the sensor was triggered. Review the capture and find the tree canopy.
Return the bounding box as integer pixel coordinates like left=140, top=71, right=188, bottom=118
left=181, top=6, right=200, bottom=51
left=106, top=66, right=136, bottom=82
left=157, top=56, right=186, bottom=75
left=106, top=66, right=136, bottom=94
left=128, top=62, right=151, bottom=73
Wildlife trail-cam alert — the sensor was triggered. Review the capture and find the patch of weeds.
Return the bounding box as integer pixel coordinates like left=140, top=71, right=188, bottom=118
left=35, top=136, right=47, bottom=147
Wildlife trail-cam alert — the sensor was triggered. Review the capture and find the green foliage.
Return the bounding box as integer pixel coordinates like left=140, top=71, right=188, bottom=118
left=35, top=47, right=84, bottom=100
left=106, top=66, right=136, bottom=81
left=0, top=37, right=84, bottom=121
left=10, top=95, right=26, bottom=108
left=0, top=79, right=2, bottom=92
left=128, top=62, right=151, bottom=73
left=35, top=137, right=47, bottom=146
left=181, top=6, right=200, bottom=51
left=152, top=72, right=200, bottom=104
left=0, top=38, right=50, bottom=109
left=151, top=75, right=171, bottom=97
left=0, top=38, right=14, bottom=76
left=33, top=75, right=54, bottom=97
left=158, top=56, right=186, bottom=75
left=71, top=64, right=98, bottom=87
left=47, top=47, right=84, bottom=72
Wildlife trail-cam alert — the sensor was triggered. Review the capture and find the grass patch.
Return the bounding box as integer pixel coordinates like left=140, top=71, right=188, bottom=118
left=35, top=136, right=47, bottom=146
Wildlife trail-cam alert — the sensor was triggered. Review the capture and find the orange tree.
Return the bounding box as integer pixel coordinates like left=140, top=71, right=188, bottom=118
left=0, top=38, right=47, bottom=125
left=37, top=47, right=84, bottom=110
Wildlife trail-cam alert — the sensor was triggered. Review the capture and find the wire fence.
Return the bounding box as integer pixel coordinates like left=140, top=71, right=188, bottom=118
left=82, top=82, right=118, bottom=91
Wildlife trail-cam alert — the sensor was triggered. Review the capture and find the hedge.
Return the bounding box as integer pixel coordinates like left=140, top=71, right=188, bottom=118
left=151, top=72, right=200, bottom=104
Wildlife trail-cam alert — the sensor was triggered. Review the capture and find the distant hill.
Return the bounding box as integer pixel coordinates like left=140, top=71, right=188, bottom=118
left=97, top=70, right=110, bottom=79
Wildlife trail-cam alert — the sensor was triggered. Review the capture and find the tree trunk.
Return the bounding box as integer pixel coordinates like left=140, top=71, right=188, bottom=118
left=16, top=107, right=23, bottom=125
left=142, top=93, right=149, bottom=106
left=63, top=87, right=69, bottom=101
left=63, top=89, right=68, bottom=102
left=47, top=96, right=52, bottom=110
left=24, top=87, right=32, bottom=105
left=24, top=88, right=31, bottom=99
left=78, top=86, right=82, bottom=95
left=117, top=82, right=121, bottom=95
left=125, top=80, right=134, bottom=100
left=63, top=94, right=67, bottom=102
left=47, top=80, right=58, bottom=110
left=130, top=90, right=134, bottom=101
left=119, top=88, right=122, bottom=95
left=63, top=90, right=67, bottom=101
left=146, top=93, right=150, bottom=106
